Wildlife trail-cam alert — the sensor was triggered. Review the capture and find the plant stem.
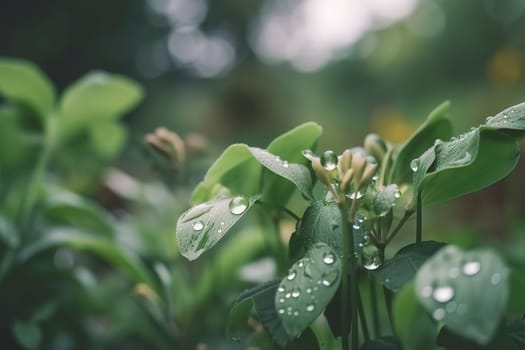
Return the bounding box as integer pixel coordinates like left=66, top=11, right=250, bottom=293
left=339, top=199, right=359, bottom=350
left=384, top=210, right=414, bottom=245
left=369, top=279, right=381, bottom=338
left=383, top=287, right=394, bottom=331
left=416, top=191, right=422, bottom=243
left=356, top=283, right=370, bottom=342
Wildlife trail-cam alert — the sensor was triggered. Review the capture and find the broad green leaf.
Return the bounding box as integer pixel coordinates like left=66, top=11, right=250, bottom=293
left=375, top=241, right=446, bottom=292
left=415, top=245, right=509, bottom=344
left=42, top=190, right=114, bottom=237
left=0, top=58, right=55, bottom=118
left=389, top=101, right=452, bottom=185
left=393, top=282, right=438, bottom=350
left=263, top=122, right=322, bottom=205
left=297, top=201, right=368, bottom=256
left=411, top=102, right=525, bottom=205
left=176, top=195, right=259, bottom=260
left=226, top=279, right=287, bottom=344
left=373, top=184, right=400, bottom=217
left=275, top=243, right=341, bottom=338
left=18, top=228, right=153, bottom=285
left=12, top=321, right=41, bottom=350
left=192, top=144, right=258, bottom=204
left=0, top=105, right=29, bottom=170
left=58, top=71, right=142, bottom=139
left=250, top=147, right=313, bottom=200
left=89, top=121, right=127, bottom=158
left=360, top=336, right=401, bottom=350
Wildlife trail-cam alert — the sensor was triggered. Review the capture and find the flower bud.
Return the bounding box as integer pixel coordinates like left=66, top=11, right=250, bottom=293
left=364, top=133, right=388, bottom=163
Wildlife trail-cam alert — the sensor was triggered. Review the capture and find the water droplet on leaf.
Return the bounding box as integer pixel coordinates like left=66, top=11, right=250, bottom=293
left=462, top=261, right=481, bottom=276
left=432, top=308, right=446, bottom=320
left=282, top=161, right=289, bottom=168
left=192, top=221, right=204, bottom=231
left=287, top=271, right=296, bottom=280
left=291, top=289, right=300, bottom=298
left=278, top=308, right=285, bottom=314
left=410, top=159, right=420, bottom=172
left=362, top=244, right=383, bottom=270
left=302, top=149, right=314, bottom=160
left=229, top=196, right=248, bottom=215
left=321, top=270, right=339, bottom=287
left=320, top=150, right=338, bottom=171
left=323, top=253, right=335, bottom=265
left=433, top=286, right=454, bottom=303
left=306, top=304, right=315, bottom=312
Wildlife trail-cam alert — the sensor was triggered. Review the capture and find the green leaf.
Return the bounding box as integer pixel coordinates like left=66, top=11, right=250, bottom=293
left=42, top=190, right=114, bottom=237
left=250, top=147, right=313, bottom=201
left=0, top=215, right=19, bottom=248
left=285, top=327, right=320, bottom=350
left=415, top=245, right=509, bottom=344
left=12, top=321, right=41, bottom=350
left=507, top=269, right=525, bottom=315
left=393, top=282, right=438, bottom=350
left=0, top=58, right=56, bottom=118
left=390, top=101, right=452, bottom=185
left=275, top=243, right=341, bottom=338
left=360, top=336, right=401, bottom=350
left=18, top=228, right=153, bottom=285
left=176, top=195, right=259, bottom=260
left=88, top=121, right=127, bottom=158
left=58, top=71, right=142, bottom=139
left=411, top=101, right=525, bottom=205
left=263, top=122, right=322, bottom=205
left=227, top=279, right=292, bottom=347
left=375, top=241, right=446, bottom=292
left=0, top=105, right=29, bottom=170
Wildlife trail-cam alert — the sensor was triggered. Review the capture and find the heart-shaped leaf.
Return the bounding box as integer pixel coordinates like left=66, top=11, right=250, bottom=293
left=415, top=245, right=509, bottom=344
left=275, top=242, right=341, bottom=338
left=176, top=195, right=259, bottom=260
left=375, top=241, right=446, bottom=292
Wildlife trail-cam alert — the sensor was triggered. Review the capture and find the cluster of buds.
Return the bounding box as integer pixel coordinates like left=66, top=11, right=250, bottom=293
left=311, top=149, right=377, bottom=204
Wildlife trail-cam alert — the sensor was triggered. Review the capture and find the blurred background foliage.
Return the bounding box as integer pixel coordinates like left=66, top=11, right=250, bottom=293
left=1, top=0, right=525, bottom=349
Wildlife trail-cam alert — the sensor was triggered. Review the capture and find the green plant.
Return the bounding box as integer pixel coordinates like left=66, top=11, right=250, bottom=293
left=176, top=101, right=525, bottom=349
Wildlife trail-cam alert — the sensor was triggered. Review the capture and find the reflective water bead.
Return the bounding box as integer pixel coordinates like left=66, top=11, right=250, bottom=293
left=192, top=221, right=204, bottom=231
left=432, top=308, right=446, bottom=321
left=287, top=271, right=296, bottom=280
left=306, top=304, right=315, bottom=312
left=462, top=261, right=481, bottom=276
left=278, top=309, right=285, bottom=314
left=291, top=289, right=300, bottom=298
left=278, top=286, right=285, bottom=292
left=302, top=149, right=314, bottom=160
left=320, top=150, right=338, bottom=171
left=323, top=253, right=335, bottom=265
left=433, top=286, right=454, bottom=303
left=362, top=244, right=383, bottom=271
left=410, top=159, right=420, bottom=172
left=229, top=196, right=248, bottom=215
left=282, top=161, right=289, bottom=168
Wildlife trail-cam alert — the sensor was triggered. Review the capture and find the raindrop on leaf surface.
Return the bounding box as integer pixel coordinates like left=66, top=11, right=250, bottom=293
left=306, top=304, right=315, bottom=312
left=229, top=196, right=248, bottom=215
left=433, top=286, right=454, bottom=303
left=362, top=244, right=383, bottom=271
left=462, top=261, right=481, bottom=276
left=192, top=221, right=204, bottom=231
left=433, top=308, right=446, bottom=320
left=323, top=253, right=335, bottom=265
left=302, top=149, right=314, bottom=160
left=410, top=159, right=420, bottom=172
left=320, top=150, right=338, bottom=171
left=287, top=271, right=296, bottom=280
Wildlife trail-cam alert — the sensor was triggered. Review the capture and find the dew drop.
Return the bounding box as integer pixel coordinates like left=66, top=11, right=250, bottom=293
left=287, top=271, right=296, bottom=280
left=490, top=273, right=501, bottom=285
left=279, top=298, right=285, bottom=303
left=306, top=304, right=315, bottom=312
left=347, top=190, right=365, bottom=200
left=293, top=311, right=299, bottom=316
left=410, top=159, right=420, bottom=172
left=302, top=149, right=314, bottom=160
left=278, top=308, right=285, bottom=314
left=433, top=286, right=454, bottom=303
left=291, top=289, right=301, bottom=298
left=432, top=308, right=446, bottom=321
left=323, top=253, right=335, bottom=265
left=462, top=261, right=481, bottom=276
left=321, top=270, right=339, bottom=287
left=282, top=160, right=289, bottom=168
left=503, top=113, right=508, bottom=119
left=229, top=196, right=248, bottom=215
left=362, top=244, right=383, bottom=271
left=278, top=286, right=285, bottom=292
left=217, top=229, right=223, bottom=234
left=306, top=288, right=312, bottom=294
left=220, top=221, right=225, bottom=226
left=320, top=150, right=338, bottom=171
left=421, top=285, right=433, bottom=298
left=434, top=138, right=443, bottom=146
left=285, top=292, right=291, bottom=299
left=192, top=221, right=204, bottom=231
left=298, top=261, right=304, bottom=268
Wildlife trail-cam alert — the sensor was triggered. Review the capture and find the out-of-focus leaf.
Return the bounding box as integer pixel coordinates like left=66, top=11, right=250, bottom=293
left=0, top=215, right=19, bottom=248
left=393, top=282, right=438, bottom=350
left=415, top=245, right=509, bottom=345
left=276, top=243, right=341, bottom=338
left=12, top=321, right=41, bottom=350
left=18, top=228, right=153, bottom=285
left=0, top=58, right=55, bottom=118
left=176, top=195, right=259, bottom=260
left=375, top=241, right=446, bottom=292
left=89, top=121, right=127, bottom=158
left=390, top=101, right=452, bottom=185
left=57, top=71, right=142, bottom=139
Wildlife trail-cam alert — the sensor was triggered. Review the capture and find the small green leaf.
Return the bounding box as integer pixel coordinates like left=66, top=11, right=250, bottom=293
left=390, top=101, right=452, bottom=185
left=415, top=245, right=509, bottom=344
left=250, top=147, right=313, bottom=200
left=18, top=228, right=153, bottom=285
left=393, top=282, right=438, bottom=350
left=89, top=121, right=127, bottom=158
left=373, top=184, right=400, bottom=217
left=12, top=321, right=41, bottom=350
left=58, top=71, right=142, bottom=139
left=0, top=58, right=56, bottom=118
left=276, top=243, right=341, bottom=338
left=375, top=241, right=446, bottom=292
left=176, top=195, right=259, bottom=260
